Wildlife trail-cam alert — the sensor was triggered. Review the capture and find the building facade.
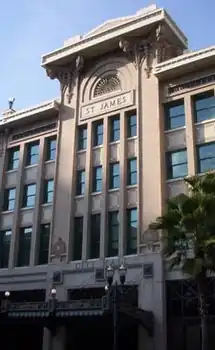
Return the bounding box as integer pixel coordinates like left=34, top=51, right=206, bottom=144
left=1, top=4, right=215, bottom=350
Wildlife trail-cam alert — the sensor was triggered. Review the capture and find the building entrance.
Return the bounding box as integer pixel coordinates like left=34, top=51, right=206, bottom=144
left=66, top=314, right=138, bottom=350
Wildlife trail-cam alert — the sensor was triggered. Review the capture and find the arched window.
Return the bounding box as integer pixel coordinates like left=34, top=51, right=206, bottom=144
left=94, top=74, right=121, bottom=97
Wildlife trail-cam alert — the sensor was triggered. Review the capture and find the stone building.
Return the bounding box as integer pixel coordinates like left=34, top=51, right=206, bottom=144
left=1, top=4, right=215, bottom=350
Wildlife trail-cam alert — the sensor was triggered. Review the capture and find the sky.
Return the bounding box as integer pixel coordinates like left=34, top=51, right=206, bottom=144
left=0, top=0, right=214, bottom=113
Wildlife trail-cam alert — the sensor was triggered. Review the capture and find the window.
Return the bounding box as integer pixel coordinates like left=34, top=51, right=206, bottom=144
left=76, top=170, right=85, bottom=195
left=46, top=137, right=56, bottom=161
left=78, top=126, right=87, bottom=150
left=23, top=184, right=36, bottom=207
left=17, top=227, right=32, bottom=267
left=127, top=158, right=137, bottom=185
left=73, top=217, right=83, bottom=261
left=126, top=208, right=137, bottom=255
left=26, top=141, right=39, bottom=166
left=108, top=211, right=119, bottom=257
left=38, top=224, right=50, bottom=265
left=110, top=116, right=120, bottom=142
left=43, top=179, right=54, bottom=203
left=193, top=91, right=215, bottom=123
left=164, top=100, right=185, bottom=130
left=109, top=162, right=120, bottom=189
left=92, top=166, right=102, bottom=192
left=90, top=214, right=100, bottom=259
left=0, top=230, right=11, bottom=268
left=7, top=147, right=20, bottom=170
left=93, top=120, right=103, bottom=146
left=3, top=188, right=16, bottom=211
left=127, top=112, right=137, bottom=137
left=197, top=143, right=215, bottom=173
left=166, top=150, right=188, bottom=180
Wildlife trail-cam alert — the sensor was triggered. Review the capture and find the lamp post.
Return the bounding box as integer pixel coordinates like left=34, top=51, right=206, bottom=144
left=106, top=265, right=127, bottom=350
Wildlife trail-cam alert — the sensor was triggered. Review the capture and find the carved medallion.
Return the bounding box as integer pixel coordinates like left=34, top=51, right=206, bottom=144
left=51, top=237, right=66, bottom=259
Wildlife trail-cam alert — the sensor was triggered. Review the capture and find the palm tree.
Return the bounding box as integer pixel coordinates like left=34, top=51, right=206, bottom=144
left=149, top=172, right=215, bottom=350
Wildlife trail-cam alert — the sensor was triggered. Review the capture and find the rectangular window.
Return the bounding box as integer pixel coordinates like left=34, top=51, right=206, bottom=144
left=26, top=141, right=39, bottom=166
left=76, top=170, right=85, bottom=195
left=7, top=146, right=20, bottom=170
left=110, top=116, right=120, bottom=142
left=0, top=230, right=11, bottom=268
left=109, top=162, right=120, bottom=189
left=73, top=217, right=83, bottom=261
left=164, top=100, right=185, bottom=130
left=197, top=142, right=215, bottom=173
left=127, top=158, right=137, bottom=185
left=78, top=126, right=87, bottom=150
left=126, top=208, right=137, bottom=255
left=108, top=211, right=119, bottom=257
left=92, top=166, right=102, bottom=192
left=38, top=224, right=50, bottom=265
left=46, top=137, right=56, bottom=161
left=166, top=149, right=188, bottom=180
left=93, top=120, right=103, bottom=146
left=43, top=179, right=54, bottom=203
left=3, top=188, right=16, bottom=211
left=193, top=91, right=215, bottom=123
left=90, top=214, right=100, bottom=259
left=127, top=112, right=137, bottom=137
left=17, top=227, right=32, bottom=267
left=23, top=184, right=36, bottom=208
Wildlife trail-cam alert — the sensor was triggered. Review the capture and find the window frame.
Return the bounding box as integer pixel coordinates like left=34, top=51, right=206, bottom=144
left=3, top=188, right=16, bottom=211
left=109, top=162, right=120, bottom=189
left=23, top=183, right=36, bottom=208
left=197, top=142, right=215, bottom=173
left=166, top=149, right=188, bottom=180
left=38, top=224, right=50, bottom=265
left=46, top=137, right=56, bottom=161
left=7, top=146, right=20, bottom=171
left=78, top=126, right=87, bottom=150
left=127, top=158, right=137, bottom=185
left=76, top=169, right=85, bottom=195
left=73, top=217, right=83, bottom=261
left=93, top=120, right=103, bottom=146
left=127, top=112, right=137, bottom=138
left=0, top=229, right=11, bottom=268
left=17, top=227, right=32, bottom=267
left=126, top=208, right=137, bottom=255
left=164, top=100, right=185, bottom=130
left=193, top=90, right=215, bottom=123
left=110, top=116, right=120, bottom=142
left=90, top=214, right=101, bottom=259
left=43, top=179, right=54, bottom=203
left=92, top=166, right=102, bottom=193
left=108, top=211, right=119, bottom=257
left=26, top=141, right=40, bottom=166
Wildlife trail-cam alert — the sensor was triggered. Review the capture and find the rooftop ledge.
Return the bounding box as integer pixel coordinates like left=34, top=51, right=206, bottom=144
left=154, top=46, right=215, bottom=76
left=0, top=99, right=59, bottom=127
left=41, top=6, right=187, bottom=67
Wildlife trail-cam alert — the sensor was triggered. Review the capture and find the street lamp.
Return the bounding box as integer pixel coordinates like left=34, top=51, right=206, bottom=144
left=105, top=265, right=127, bottom=350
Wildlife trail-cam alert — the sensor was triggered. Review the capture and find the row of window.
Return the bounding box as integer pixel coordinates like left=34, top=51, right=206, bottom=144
left=0, top=224, right=50, bottom=268
left=73, top=208, right=137, bottom=260
left=78, top=112, right=137, bottom=150
left=0, top=207, right=137, bottom=268
left=165, top=90, right=215, bottom=130
left=76, top=158, right=137, bottom=195
left=167, top=142, right=215, bottom=179
left=3, top=179, right=54, bottom=211
left=7, top=136, right=56, bottom=171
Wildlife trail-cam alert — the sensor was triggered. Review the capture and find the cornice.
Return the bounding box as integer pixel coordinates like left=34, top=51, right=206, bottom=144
left=154, top=46, right=215, bottom=75
left=41, top=8, right=186, bottom=67
left=0, top=99, right=59, bottom=126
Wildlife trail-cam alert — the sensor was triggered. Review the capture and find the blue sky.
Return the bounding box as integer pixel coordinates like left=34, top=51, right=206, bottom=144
left=0, top=0, right=214, bottom=112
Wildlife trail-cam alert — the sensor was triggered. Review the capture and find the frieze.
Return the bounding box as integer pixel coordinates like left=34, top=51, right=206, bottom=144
left=81, top=90, right=134, bottom=120
left=167, top=73, right=215, bottom=96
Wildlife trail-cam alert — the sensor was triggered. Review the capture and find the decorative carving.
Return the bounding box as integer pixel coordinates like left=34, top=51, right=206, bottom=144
left=119, top=24, right=183, bottom=77
left=94, top=74, right=121, bottom=97
left=51, top=237, right=66, bottom=259
left=46, top=55, right=84, bottom=103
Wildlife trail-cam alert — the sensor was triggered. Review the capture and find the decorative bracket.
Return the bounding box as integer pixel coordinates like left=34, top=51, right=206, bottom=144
left=46, top=55, right=84, bottom=103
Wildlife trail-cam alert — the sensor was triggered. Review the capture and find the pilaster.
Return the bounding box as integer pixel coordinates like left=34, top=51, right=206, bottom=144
left=184, top=95, right=196, bottom=175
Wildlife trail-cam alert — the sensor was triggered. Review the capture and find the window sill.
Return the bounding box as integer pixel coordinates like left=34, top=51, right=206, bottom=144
left=109, top=140, right=120, bottom=146
left=41, top=203, right=52, bottom=208
left=1, top=210, right=14, bottom=214
left=127, top=184, right=137, bottom=189
left=164, top=126, right=185, bottom=134
left=127, top=136, right=137, bottom=141
left=6, top=169, right=18, bottom=174
left=108, top=188, right=119, bottom=193
left=166, top=177, right=186, bottom=184
left=195, top=117, right=215, bottom=127
left=91, top=191, right=102, bottom=196
left=92, top=145, right=103, bottom=150
left=76, top=149, right=87, bottom=154
left=74, top=195, right=84, bottom=199
left=44, top=159, right=55, bottom=165
left=24, top=164, right=38, bottom=170
left=20, top=206, right=34, bottom=211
